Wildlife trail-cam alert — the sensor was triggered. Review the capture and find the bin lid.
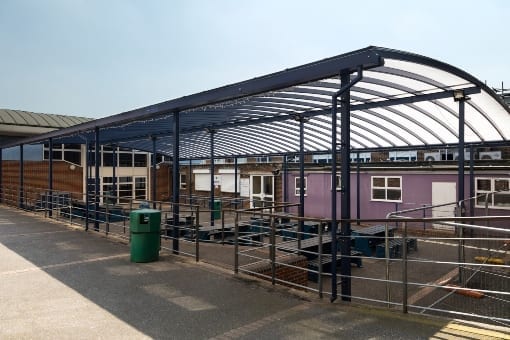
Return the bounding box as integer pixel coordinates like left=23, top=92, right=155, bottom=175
left=132, top=209, right=160, bottom=213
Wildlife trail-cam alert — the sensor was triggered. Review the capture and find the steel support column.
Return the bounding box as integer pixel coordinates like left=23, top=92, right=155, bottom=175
left=283, top=154, right=288, bottom=212
left=0, top=148, right=3, bottom=203
left=94, top=127, right=100, bottom=231
left=234, top=157, right=238, bottom=208
left=188, top=158, right=192, bottom=204
left=298, top=116, right=306, bottom=250
left=48, top=138, right=54, bottom=217
left=457, top=96, right=466, bottom=285
left=85, top=141, right=89, bottom=231
left=152, top=136, right=157, bottom=209
left=469, top=145, right=475, bottom=218
left=19, top=144, right=24, bottom=208
left=356, top=151, right=360, bottom=224
left=339, top=70, right=352, bottom=301
left=331, top=96, right=339, bottom=301
left=172, top=112, right=180, bottom=254
left=209, top=129, right=215, bottom=226
left=112, top=145, right=117, bottom=203
left=458, top=98, right=466, bottom=212
left=330, top=67, right=363, bottom=302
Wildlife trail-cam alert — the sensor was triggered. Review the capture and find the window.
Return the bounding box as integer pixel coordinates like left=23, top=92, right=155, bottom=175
left=103, top=151, right=115, bottom=166
left=287, top=155, right=300, bottom=163
left=350, top=152, right=371, bottom=163
left=101, top=176, right=146, bottom=204
left=331, top=174, right=341, bottom=191
left=256, top=156, right=270, bottom=163
left=371, top=176, right=402, bottom=202
left=134, top=177, right=146, bottom=199
left=389, top=151, right=417, bottom=162
left=194, top=170, right=210, bottom=191
left=294, top=177, right=307, bottom=196
left=475, top=177, right=510, bottom=209
left=134, top=153, right=147, bottom=167
left=180, top=173, right=187, bottom=190
left=118, top=152, right=132, bottom=167
left=313, top=154, right=331, bottom=164
left=43, top=143, right=81, bottom=166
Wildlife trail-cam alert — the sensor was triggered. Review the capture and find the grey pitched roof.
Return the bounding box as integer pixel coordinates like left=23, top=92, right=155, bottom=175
left=0, top=109, right=92, bottom=129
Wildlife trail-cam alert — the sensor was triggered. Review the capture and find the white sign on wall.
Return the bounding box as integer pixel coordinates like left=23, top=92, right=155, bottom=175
left=214, top=175, right=222, bottom=187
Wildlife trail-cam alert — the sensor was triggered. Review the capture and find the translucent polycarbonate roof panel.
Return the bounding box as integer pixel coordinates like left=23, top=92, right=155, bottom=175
left=4, top=46, right=510, bottom=159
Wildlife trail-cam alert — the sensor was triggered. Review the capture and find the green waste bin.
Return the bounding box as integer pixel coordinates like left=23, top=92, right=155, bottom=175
left=130, top=209, right=161, bottom=263
left=212, top=199, right=221, bottom=220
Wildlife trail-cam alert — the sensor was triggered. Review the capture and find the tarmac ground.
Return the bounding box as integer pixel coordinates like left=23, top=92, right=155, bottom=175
left=1, top=205, right=509, bottom=339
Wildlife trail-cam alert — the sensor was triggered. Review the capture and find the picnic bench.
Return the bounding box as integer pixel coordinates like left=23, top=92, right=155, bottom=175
left=352, top=225, right=396, bottom=256
left=307, top=250, right=363, bottom=282
left=375, top=237, right=418, bottom=258
left=277, top=234, right=335, bottom=259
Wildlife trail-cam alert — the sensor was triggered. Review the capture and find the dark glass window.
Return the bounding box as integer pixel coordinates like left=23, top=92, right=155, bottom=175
left=64, top=151, right=81, bottom=165
left=119, top=153, right=132, bottom=167
left=134, top=154, right=147, bottom=167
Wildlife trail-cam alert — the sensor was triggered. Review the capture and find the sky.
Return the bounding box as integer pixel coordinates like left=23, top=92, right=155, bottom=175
left=0, top=0, right=508, bottom=119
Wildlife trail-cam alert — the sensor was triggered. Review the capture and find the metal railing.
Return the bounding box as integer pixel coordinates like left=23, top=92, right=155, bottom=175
left=231, top=200, right=510, bottom=327
left=2, top=185, right=508, bottom=326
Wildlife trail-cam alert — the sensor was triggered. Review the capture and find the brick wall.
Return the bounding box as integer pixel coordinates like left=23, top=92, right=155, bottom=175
left=1, top=160, right=83, bottom=205
left=243, top=254, right=308, bottom=290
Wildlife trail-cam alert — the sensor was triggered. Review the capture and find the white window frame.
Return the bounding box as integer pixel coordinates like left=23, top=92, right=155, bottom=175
left=331, top=173, right=341, bottom=191
left=312, top=154, right=331, bottom=164
left=180, top=173, right=187, bottom=190
left=294, top=176, right=308, bottom=196
left=371, top=176, right=402, bottom=202
left=475, top=177, right=510, bottom=209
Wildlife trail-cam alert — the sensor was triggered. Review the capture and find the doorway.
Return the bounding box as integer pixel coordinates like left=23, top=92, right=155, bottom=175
left=250, top=175, right=274, bottom=208
left=431, top=182, right=456, bottom=230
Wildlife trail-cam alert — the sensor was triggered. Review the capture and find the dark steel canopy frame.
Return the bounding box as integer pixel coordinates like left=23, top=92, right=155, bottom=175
left=2, top=46, right=510, bottom=302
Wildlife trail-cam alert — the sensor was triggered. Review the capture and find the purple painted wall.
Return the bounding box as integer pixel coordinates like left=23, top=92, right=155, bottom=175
left=284, top=169, right=509, bottom=224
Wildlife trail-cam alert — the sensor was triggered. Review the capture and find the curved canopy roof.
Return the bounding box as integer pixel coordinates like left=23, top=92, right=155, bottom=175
left=4, top=46, right=510, bottom=159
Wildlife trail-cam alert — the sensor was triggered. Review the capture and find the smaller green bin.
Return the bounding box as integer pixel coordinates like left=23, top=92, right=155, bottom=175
left=130, top=209, right=161, bottom=263
left=212, top=199, right=221, bottom=220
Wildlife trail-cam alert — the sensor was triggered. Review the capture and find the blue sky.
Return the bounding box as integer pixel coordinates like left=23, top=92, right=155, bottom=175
left=0, top=0, right=508, bottom=118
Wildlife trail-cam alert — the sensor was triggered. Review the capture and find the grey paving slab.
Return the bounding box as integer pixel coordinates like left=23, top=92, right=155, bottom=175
left=1, top=205, right=509, bottom=339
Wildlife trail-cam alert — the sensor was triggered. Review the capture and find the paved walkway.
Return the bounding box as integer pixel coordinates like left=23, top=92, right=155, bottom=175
left=1, top=205, right=509, bottom=339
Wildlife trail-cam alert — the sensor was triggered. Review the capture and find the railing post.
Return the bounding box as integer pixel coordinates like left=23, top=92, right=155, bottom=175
left=318, top=221, right=323, bottom=299
left=270, top=211, right=276, bottom=285
left=221, top=208, right=225, bottom=244
left=234, top=211, right=239, bottom=274
left=105, top=197, right=110, bottom=236
left=195, top=205, right=200, bottom=262
left=69, top=199, right=73, bottom=226
left=385, top=222, right=391, bottom=307
left=457, top=203, right=465, bottom=286
left=402, top=222, right=408, bottom=313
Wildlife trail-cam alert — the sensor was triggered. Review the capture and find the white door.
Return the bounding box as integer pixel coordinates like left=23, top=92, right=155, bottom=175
left=250, top=175, right=274, bottom=208
left=431, top=182, right=456, bottom=230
